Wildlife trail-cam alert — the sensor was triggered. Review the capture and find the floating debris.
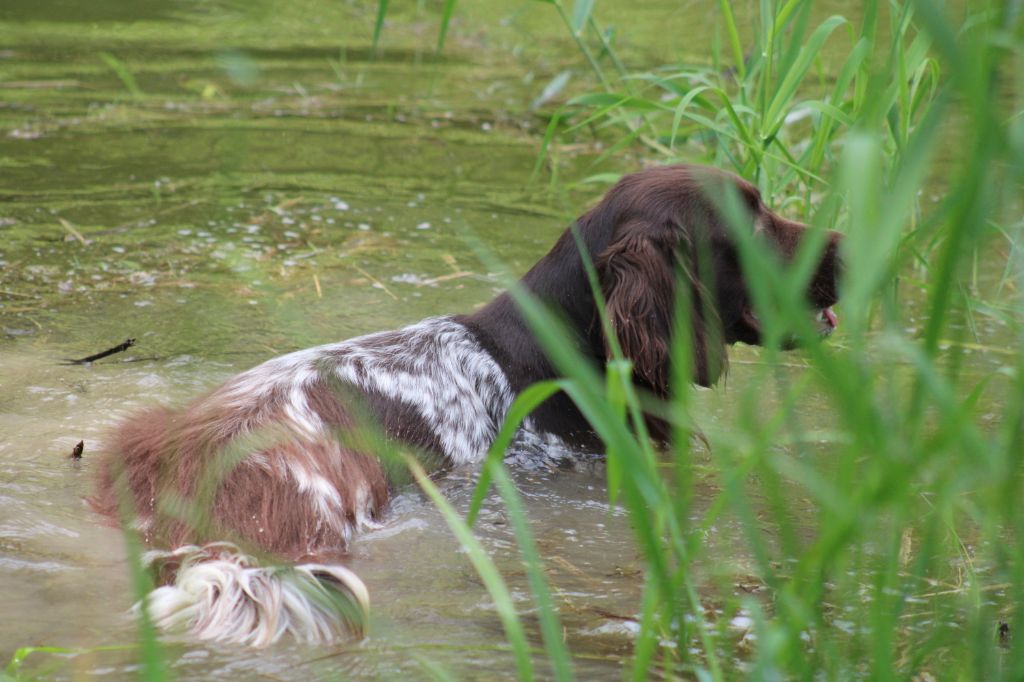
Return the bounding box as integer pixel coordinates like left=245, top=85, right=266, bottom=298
left=63, top=338, right=136, bottom=365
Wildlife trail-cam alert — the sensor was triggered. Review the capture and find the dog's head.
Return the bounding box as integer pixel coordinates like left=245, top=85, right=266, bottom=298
left=590, top=164, right=842, bottom=392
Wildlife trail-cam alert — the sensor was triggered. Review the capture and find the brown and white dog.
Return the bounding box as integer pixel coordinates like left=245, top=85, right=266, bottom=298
left=91, top=164, right=842, bottom=646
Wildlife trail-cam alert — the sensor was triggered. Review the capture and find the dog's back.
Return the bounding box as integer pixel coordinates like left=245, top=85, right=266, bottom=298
left=92, top=316, right=515, bottom=645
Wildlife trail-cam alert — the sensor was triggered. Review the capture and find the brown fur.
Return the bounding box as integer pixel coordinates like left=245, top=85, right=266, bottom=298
left=91, top=379, right=390, bottom=562
left=93, top=164, right=842, bottom=586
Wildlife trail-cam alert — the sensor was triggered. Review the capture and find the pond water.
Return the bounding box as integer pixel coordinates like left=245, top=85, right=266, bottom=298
left=0, top=0, right=1012, bottom=678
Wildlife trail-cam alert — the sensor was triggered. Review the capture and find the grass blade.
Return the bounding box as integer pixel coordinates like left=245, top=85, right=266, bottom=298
left=98, top=52, right=143, bottom=97
left=570, top=0, right=595, bottom=36
left=407, top=457, right=536, bottom=681
left=436, top=0, right=457, bottom=51
left=372, top=0, right=389, bottom=52
left=486, top=460, right=577, bottom=681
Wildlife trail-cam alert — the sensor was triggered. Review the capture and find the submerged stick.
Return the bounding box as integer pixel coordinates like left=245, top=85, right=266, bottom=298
left=63, top=338, right=136, bottom=365
left=352, top=264, right=398, bottom=301
left=58, top=218, right=89, bottom=245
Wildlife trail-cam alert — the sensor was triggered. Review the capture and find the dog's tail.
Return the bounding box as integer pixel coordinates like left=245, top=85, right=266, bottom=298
left=138, top=543, right=369, bottom=647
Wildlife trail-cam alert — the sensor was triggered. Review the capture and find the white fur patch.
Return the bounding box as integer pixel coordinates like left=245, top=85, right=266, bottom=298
left=203, top=317, right=519, bottom=533
left=326, top=317, right=516, bottom=465
left=227, top=317, right=516, bottom=467
left=506, top=423, right=584, bottom=469
left=141, top=544, right=369, bottom=647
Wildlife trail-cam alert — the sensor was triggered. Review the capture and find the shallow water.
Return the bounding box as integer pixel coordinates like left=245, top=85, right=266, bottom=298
left=0, top=0, right=1011, bottom=678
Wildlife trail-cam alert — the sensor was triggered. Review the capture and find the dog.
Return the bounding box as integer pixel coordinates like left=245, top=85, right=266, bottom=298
left=90, top=164, right=842, bottom=646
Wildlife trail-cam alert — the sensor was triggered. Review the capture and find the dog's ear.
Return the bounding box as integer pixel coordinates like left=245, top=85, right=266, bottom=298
left=596, top=220, right=727, bottom=391
left=596, top=221, right=675, bottom=395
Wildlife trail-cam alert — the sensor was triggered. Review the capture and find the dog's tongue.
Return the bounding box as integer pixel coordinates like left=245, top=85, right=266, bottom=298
left=823, top=307, right=838, bottom=329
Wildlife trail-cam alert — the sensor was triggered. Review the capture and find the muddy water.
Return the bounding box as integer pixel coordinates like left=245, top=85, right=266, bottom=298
left=0, top=0, right=1006, bottom=679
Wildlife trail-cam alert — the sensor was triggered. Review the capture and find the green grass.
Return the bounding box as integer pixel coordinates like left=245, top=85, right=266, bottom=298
left=425, top=0, right=1024, bottom=679
left=98, top=52, right=144, bottom=98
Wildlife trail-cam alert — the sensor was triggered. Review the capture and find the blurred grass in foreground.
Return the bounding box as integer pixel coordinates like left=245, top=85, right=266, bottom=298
left=440, top=0, right=1024, bottom=679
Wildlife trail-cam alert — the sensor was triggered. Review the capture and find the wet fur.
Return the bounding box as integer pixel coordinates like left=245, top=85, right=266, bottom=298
left=92, top=164, right=842, bottom=645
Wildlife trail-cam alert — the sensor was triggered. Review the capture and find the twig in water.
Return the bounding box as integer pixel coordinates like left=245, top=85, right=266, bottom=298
left=63, top=338, right=136, bottom=365
left=69, top=440, right=84, bottom=459
left=353, top=264, right=398, bottom=300
left=58, top=218, right=89, bottom=246
left=415, top=271, right=474, bottom=287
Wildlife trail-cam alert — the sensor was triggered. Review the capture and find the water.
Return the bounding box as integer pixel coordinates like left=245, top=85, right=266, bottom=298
left=0, top=0, right=1008, bottom=678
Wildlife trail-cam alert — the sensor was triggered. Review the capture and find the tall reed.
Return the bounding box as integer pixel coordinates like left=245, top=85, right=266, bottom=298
left=444, top=0, right=1024, bottom=678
